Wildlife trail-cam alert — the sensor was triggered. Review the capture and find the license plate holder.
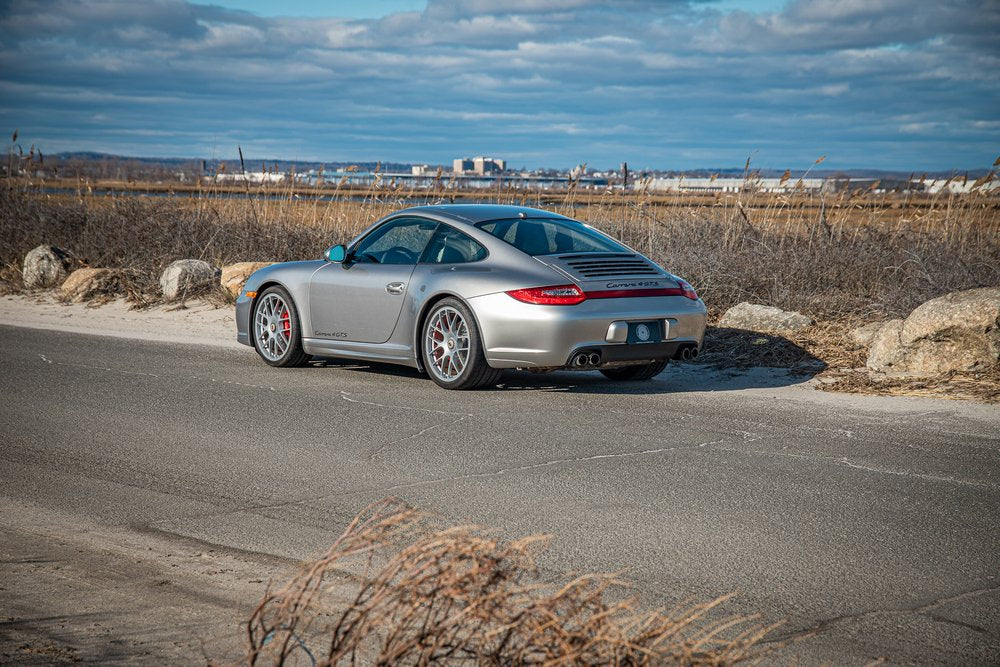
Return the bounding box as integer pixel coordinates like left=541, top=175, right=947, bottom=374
left=627, top=321, right=663, bottom=344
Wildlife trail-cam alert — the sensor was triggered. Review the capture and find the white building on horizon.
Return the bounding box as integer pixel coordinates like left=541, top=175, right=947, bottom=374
left=453, top=156, right=506, bottom=175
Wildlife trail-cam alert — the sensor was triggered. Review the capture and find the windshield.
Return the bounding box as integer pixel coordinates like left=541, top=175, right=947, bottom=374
left=476, top=218, right=628, bottom=256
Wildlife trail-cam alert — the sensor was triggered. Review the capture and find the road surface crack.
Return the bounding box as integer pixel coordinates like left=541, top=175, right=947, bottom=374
left=37, top=353, right=277, bottom=391
left=717, top=444, right=998, bottom=489
left=377, top=436, right=728, bottom=493
left=338, top=391, right=473, bottom=461
left=765, top=584, right=1000, bottom=643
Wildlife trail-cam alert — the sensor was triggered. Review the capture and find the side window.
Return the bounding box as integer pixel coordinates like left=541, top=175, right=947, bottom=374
left=352, top=218, right=437, bottom=265
left=420, top=224, right=488, bottom=264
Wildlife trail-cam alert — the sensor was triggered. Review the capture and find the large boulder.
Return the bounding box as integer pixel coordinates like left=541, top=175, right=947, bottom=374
left=22, top=245, right=80, bottom=289
left=60, top=268, right=119, bottom=303
left=865, top=319, right=906, bottom=372
left=160, top=259, right=220, bottom=299
left=866, top=288, right=1000, bottom=375
left=718, top=302, right=814, bottom=332
left=220, top=261, right=273, bottom=297
left=848, top=321, right=886, bottom=347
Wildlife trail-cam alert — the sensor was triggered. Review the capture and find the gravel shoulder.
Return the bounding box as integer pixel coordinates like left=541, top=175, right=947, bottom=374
left=2, top=294, right=239, bottom=349
left=0, top=497, right=295, bottom=665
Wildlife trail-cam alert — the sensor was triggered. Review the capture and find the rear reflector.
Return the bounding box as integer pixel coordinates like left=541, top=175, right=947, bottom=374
left=589, top=281, right=698, bottom=300
left=587, top=287, right=686, bottom=299
left=507, top=280, right=699, bottom=305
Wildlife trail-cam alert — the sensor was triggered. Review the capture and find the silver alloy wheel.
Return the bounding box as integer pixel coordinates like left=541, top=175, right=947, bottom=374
left=254, top=292, right=292, bottom=362
left=425, top=306, right=470, bottom=382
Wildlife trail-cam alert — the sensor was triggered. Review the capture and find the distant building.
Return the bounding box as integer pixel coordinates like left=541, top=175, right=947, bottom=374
left=648, top=177, right=825, bottom=194
left=212, top=172, right=285, bottom=184
left=453, top=156, right=505, bottom=175
left=920, top=178, right=999, bottom=194
left=412, top=164, right=432, bottom=176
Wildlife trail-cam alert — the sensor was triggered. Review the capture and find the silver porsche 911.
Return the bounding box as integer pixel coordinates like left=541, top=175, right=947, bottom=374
left=236, top=205, right=706, bottom=389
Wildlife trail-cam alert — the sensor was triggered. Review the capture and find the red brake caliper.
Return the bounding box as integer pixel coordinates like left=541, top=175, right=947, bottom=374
left=433, top=316, right=444, bottom=361
left=280, top=306, right=290, bottom=337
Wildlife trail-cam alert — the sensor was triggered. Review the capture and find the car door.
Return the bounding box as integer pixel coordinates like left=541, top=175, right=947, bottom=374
left=308, top=217, right=438, bottom=344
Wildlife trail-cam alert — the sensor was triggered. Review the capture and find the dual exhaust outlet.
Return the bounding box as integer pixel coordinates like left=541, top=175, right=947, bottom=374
left=571, top=352, right=602, bottom=368
left=677, top=345, right=699, bottom=361
left=570, top=345, right=698, bottom=369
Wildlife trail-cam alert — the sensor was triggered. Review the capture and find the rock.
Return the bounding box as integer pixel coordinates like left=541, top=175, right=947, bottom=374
left=848, top=321, right=886, bottom=348
left=865, top=288, right=1000, bottom=375
left=60, top=268, right=118, bottom=303
left=159, top=259, right=220, bottom=299
left=865, top=319, right=905, bottom=372
left=718, top=302, right=814, bottom=332
left=220, top=262, right=273, bottom=297
left=22, top=245, right=80, bottom=289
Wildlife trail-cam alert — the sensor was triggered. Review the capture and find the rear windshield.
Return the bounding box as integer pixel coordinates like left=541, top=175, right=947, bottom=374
left=476, top=218, right=628, bottom=256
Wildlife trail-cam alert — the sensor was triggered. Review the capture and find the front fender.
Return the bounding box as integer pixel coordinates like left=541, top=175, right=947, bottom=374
left=235, top=260, right=326, bottom=346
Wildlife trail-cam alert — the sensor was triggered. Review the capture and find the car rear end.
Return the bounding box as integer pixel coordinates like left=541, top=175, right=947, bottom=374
left=469, top=252, right=706, bottom=370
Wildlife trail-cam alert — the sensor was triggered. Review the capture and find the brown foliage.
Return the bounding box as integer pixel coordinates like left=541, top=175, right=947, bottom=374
left=1, top=179, right=998, bottom=320
left=242, top=499, right=776, bottom=666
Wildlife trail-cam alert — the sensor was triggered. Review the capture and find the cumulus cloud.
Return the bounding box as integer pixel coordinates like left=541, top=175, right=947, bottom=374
left=0, top=0, right=996, bottom=168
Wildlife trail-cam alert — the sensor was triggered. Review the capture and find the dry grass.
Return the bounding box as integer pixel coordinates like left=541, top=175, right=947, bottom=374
left=816, top=367, right=1000, bottom=403
left=240, top=499, right=778, bottom=666
left=2, top=172, right=997, bottom=398
left=4, top=174, right=996, bottom=318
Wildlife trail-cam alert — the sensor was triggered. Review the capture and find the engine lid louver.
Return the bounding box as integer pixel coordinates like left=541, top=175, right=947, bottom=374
left=557, top=253, right=661, bottom=278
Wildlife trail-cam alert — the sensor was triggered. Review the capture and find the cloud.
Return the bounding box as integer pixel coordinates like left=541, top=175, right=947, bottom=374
left=0, top=0, right=996, bottom=169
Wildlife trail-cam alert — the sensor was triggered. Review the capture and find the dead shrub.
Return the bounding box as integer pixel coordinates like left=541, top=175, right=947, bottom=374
left=242, top=499, right=777, bottom=666
left=2, top=181, right=997, bottom=319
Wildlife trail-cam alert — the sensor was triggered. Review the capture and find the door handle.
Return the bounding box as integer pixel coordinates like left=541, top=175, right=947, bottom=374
left=385, top=282, right=405, bottom=295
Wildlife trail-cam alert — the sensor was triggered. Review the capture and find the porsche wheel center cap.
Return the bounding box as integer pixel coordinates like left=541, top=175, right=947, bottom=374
left=447, top=338, right=455, bottom=350
left=269, top=322, right=276, bottom=332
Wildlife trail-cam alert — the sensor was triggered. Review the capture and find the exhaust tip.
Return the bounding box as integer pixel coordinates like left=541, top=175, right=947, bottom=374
left=572, top=353, right=588, bottom=367
left=588, top=353, right=601, bottom=366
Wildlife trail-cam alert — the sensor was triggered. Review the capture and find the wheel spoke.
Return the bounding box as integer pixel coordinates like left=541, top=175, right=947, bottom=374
left=255, top=293, right=296, bottom=362
left=425, top=306, right=477, bottom=382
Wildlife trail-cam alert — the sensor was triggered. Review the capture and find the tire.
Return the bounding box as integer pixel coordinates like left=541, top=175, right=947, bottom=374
left=421, top=298, right=502, bottom=390
left=251, top=286, right=309, bottom=367
left=600, top=359, right=669, bottom=381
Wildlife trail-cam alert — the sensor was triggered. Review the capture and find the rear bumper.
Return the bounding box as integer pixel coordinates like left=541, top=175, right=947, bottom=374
left=467, top=292, right=707, bottom=369
left=571, top=340, right=695, bottom=366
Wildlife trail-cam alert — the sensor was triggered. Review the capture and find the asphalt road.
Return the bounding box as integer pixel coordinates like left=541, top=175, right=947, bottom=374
left=2, top=324, right=999, bottom=664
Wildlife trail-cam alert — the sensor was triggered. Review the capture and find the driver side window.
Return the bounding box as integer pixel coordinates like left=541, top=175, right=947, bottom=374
left=352, top=218, right=437, bottom=265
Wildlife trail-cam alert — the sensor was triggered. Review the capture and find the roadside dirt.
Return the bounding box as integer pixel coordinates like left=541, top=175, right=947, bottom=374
left=2, top=294, right=238, bottom=350
left=0, top=498, right=294, bottom=664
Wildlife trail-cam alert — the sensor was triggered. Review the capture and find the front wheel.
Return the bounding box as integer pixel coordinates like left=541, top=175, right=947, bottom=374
left=252, top=286, right=309, bottom=367
left=600, top=359, right=669, bottom=381
left=422, top=298, right=502, bottom=390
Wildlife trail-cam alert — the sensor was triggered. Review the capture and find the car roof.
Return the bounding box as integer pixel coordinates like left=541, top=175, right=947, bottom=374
left=391, top=204, right=573, bottom=225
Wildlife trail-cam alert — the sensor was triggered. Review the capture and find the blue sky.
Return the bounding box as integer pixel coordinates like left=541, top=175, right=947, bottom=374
left=1, top=0, right=997, bottom=170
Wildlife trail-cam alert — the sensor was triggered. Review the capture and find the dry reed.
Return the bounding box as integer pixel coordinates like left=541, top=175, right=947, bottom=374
left=2, top=169, right=997, bottom=398
left=241, top=498, right=777, bottom=666
left=3, top=173, right=996, bottom=320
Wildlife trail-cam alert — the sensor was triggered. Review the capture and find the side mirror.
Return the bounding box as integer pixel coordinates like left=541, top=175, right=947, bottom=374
left=324, top=244, right=347, bottom=263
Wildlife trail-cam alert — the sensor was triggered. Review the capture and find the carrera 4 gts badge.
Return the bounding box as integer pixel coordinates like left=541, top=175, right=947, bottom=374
left=315, top=331, right=348, bottom=338
left=606, top=281, right=660, bottom=289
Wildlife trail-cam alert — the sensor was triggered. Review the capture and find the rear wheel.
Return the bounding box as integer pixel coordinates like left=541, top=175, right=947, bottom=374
left=600, top=359, right=669, bottom=381
left=252, top=286, right=309, bottom=367
left=422, top=298, right=502, bottom=390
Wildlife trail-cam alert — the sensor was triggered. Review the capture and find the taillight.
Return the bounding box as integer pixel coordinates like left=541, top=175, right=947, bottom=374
left=506, top=284, right=587, bottom=305
left=675, top=278, right=699, bottom=300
